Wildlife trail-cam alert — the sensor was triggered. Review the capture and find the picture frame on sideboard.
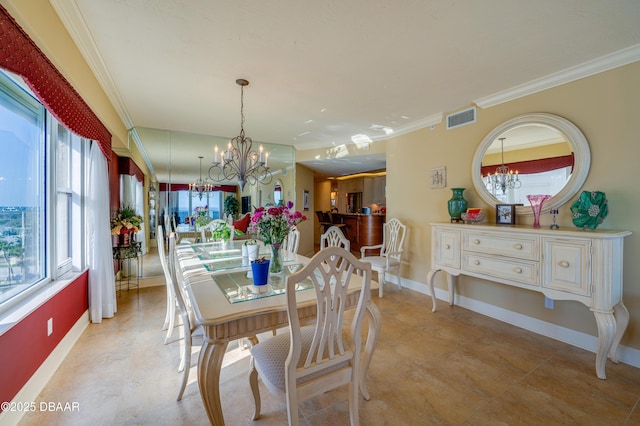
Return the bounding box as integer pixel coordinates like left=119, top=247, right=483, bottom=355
left=496, top=204, right=517, bottom=225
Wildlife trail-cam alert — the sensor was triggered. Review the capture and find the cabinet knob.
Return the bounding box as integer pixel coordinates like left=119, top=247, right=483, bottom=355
left=444, top=244, right=451, bottom=250
left=559, top=260, right=570, bottom=268
left=513, top=243, right=523, bottom=250
left=473, top=260, right=480, bottom=265
left=472, top=239, right=480, bottom=245
left=514, top=267, right=523, bottom=274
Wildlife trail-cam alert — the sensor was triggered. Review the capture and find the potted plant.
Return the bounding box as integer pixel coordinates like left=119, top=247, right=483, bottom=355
left=224, top=195, right=240, bottom=220
left=243, top=239, right=259, bottom=260
left=111, top=205, right=143, bottom=245
left=250, top=256, right=270, bottom=287
left=194, top=206, right=212, bottom=230
left=211, top=221, right=232, bottom=242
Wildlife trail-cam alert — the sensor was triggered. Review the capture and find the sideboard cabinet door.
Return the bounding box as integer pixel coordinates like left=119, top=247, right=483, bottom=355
left=542, top=238, right=592, bottom=297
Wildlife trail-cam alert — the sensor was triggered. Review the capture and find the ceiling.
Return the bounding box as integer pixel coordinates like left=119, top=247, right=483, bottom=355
left=50, top=0, right=640, bottom=183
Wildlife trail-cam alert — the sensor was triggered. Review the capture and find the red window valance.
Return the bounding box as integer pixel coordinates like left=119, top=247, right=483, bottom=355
left=481, top=153, right=574, bottom=176
left=118, top=156, right=144, bottom=182
left=0, top=5, right=112, bottom=159
left=159, top=183, right=238, bottom=193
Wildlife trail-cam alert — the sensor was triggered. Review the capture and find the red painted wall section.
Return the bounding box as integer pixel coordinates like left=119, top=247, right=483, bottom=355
left=109, top=150, right=120, bottom=215
left=0, top=270, right=88, bottom=409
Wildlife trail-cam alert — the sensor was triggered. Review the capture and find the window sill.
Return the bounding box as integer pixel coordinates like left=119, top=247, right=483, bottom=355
left=0, top=269, right=88, bottom=337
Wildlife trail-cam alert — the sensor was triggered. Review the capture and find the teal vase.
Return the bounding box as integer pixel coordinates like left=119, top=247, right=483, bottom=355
left=448, top=188, right=468, bottom=222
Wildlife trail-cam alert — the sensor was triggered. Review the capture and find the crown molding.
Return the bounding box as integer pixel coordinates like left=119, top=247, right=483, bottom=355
left=475, top=44, right=640, bottom=109
left=49, top=0, right=134, bottom=129
left=130, top=128, right=157, bottom=181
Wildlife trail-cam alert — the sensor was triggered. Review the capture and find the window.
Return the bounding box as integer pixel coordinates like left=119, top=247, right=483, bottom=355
left=50, top=119, right=85, bottom=276
left=160, top=188, right=231, bottom=227
left=0, top=70, right=86, bottom=310
left=0, top=71, right=46, bottom=305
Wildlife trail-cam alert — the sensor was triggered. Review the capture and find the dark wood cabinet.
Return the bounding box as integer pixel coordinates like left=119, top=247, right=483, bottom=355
left=333, top=214, right=385, bottom=252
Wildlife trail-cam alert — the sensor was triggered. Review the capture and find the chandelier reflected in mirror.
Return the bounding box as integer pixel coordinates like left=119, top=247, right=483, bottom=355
left=484, top=137, right=522, bottom=195
left=190, top=156, right=213, bottom=200
left=208, top=79, right=272, bottom=191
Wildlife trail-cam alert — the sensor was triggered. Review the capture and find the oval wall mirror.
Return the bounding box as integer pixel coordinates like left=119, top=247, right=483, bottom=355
left=471, top=113, right=590, bottom=215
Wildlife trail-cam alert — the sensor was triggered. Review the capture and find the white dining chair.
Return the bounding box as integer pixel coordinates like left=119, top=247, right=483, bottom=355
left=283, top=225, right=300, bottom=254
left=320, top=225, right=350, bottom=252
left=168, top=232, right=204, bottom=400
left=158, top=225, right=176, bottom=344
left=360, top=217, right=406, bottom=298
left=172, top=215, right=195, bottom=245
left=249, top=246, right=372, bottom=425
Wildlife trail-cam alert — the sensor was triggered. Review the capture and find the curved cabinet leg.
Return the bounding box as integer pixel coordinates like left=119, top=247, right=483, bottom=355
left=446, top=273, right=456, bottom=306
left=426, top=269, right=439, bottom=312
left=198, top=340, right=229, bottom=425
left=360, top=301, right=381, bottom=401
left=592, top=310, right=616, bottom=380
left=609, top=302, right=629, bottom=364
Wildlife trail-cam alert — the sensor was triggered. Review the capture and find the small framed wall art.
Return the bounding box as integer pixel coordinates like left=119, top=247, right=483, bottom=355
left=496, top=204, right=517, bottom=225
left=430, top=167, right=446, bottom=189
left=303, top=190, right=309, bottom=211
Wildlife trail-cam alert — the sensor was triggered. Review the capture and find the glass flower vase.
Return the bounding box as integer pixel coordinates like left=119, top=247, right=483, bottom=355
left=527, top=194, right=551, bottom=228
left=269, top=244, right=283, bottom=274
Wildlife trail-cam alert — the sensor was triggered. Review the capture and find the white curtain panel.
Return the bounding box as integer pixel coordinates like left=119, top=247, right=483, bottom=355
left=87, top=142, right=116, bottom=322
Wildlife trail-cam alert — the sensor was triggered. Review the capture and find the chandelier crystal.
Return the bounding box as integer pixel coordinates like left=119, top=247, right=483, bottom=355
left=190, top=156, right=213, bottom=200
left=208, top=79, right=272, bottom=191
left=484, top=137, right=522, bottom=195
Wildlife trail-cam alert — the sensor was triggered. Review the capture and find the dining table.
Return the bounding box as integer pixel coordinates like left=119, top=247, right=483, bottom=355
left=173, top=240, right=381, bottom=426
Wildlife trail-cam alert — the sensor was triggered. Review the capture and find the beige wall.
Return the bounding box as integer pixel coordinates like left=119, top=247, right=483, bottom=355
left=313, top=180, right=333, bottom=243
left=387, top=61, right=640, bottom=350
left=295, top=164, right=315, bottom=257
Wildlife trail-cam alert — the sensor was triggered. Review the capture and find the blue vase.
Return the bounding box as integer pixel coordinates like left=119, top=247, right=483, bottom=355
left=251, top=260, right=270, bottom=286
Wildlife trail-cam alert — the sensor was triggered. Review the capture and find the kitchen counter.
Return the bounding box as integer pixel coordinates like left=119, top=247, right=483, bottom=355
left=333, top=213, right=385, bottom=252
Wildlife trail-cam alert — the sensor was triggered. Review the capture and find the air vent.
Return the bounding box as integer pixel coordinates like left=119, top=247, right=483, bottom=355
left=446, top=107, right=476, bottom=130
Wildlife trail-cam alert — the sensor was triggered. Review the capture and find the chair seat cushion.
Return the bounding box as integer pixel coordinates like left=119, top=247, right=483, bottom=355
left=250, top=326, right=349, bottom=393
left=233, top=213, right=251, bottom=233
left=361, top=256, right=399, bottom=270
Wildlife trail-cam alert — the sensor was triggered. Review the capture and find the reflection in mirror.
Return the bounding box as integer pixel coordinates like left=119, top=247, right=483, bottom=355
left=481, top=126, right=572, bottom=205
left=133, top=127, right=295, bottom=224
left=273, top=180, right=283, bottom=205
left=472, top=113, right=590, bottom=214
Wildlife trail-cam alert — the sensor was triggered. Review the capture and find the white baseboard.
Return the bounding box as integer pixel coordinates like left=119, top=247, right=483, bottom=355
left=0, top=310, right=89, bottom=426
left=394, top=276, right=640, bottom=370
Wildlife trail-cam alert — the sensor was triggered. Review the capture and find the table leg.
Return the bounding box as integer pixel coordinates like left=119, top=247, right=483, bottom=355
left=198, top=340, right=229, bottom=425
left=592, top=302, right=629, bottom=379
left=360, top=301, right=381, bottom=401
left=609, top=302, right=629, bottom=363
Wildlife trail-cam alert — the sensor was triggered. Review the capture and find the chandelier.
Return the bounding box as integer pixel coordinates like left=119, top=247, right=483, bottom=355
left=190, top=156, right=213, bottom=200
left=208, top=79, right=272, bottom=191
left=484, top=137, right=522, bottom=195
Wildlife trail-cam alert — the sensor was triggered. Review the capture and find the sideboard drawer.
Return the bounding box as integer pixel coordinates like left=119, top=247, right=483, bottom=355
left=463, top=231, right=539, bottom=261
left=463, top=253, right=539, bottom=287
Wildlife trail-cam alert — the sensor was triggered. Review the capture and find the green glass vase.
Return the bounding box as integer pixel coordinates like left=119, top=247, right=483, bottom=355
left=448, top=188, right=468, bottom=222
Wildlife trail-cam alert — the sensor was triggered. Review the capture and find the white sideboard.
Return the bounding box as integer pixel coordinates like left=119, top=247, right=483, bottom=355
left=427, top=222, right=631, bottom=379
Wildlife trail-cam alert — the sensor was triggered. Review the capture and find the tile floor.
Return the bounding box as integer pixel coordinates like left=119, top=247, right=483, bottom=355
left=19, top=280, right=640, bottom=425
